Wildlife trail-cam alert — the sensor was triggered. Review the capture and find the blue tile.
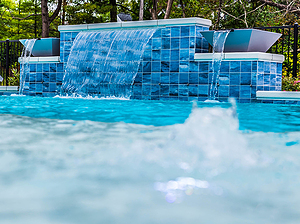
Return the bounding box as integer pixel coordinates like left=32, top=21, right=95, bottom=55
left=277, top=63, right=282, bottom=74
left=171, top=38, right=180, bottom=49
left=180, top=49, right=189, bottom=61
left=229, top=86, right=239, bottom=98
left=134, top=73, right=142, bottom=83
left=241, top=72, right=251, bottom=85
left=60, top=32, right=65, bottom=41
left=181, top=26, right=189, bottom=37
left=142, top=84, right=151, bottom=95
left=162, top=28, right=171, bottom=37
left=219, top=85, right=229, bottom=97
left=151, top=96, right=159, bottom=100
left=199, top=62, right=209, bottom=73
left=171, top=50, right=179, bottom=61
left=145, top=40, right=152, bottom=50
left=220, top=61, right=229, bottom=72
left=189, top=73, right=198, bottom=84
left=50, top=83, right=57, bottom=92
left=30, top=64, right=36, bottom=72
left=161, top=50, right=170, bottom=61
left=230, top=73, right=240, bottom=85
left=258, top=61, right=264, bottom=72
left=240, top=86, right=251, bottom=98
left=36, top=83, right=42, bottom=93
left=170, top=61, right=179, bottom=72
left=178, top=97, right=189, bottom=101
left=198, top=85, right=209, bottom=97
left=143, top=73, right=151, bottom=84
left=43, top=73, right=49, bottom=82
left=133, top=85, right=142, bottom=95
left=161, top=61, right=170, bottom=72
left=37, top=64, right=42, bottom=72
left=264, top=62, right=270, bottom=73
left=50, top=73, right=56, bottom=82
left=71, top=32, right=78, bottom=41
left=180, top=37, right=189, bottom=48
left=29, top=73, right=36, bottom=82
left=230, top=61, right=240, bottom=72
left=270, top=74, right=276, bottom=86
left=219, top=73, right=229, bottom=85
left=152, top=50, right=161, bottom=61
left=152, top=73, right=160, bottom=84
left=162, top=38, right=170, bottom=49
left=241, top=61, right=251, bottom=72
left=160, top=85, right=170, bottom=96
left=251, top=73, right=257, bottom=85
left=65, top=32, right=71, bottom=41
left=252, top=61, right=257, bottom=72
left=189, top=61, right=198, bottom=72
left=189, top=37, right=195, bottom=48
left=152, top=38, right=161, bottom=50
left=153, top=29, right=161, bottom=38
left=199, top=73, right=208, bottom=84
left=171, top=27, right=180, bottom=37
left=179, top=61, right=189, bottom=72
left=257, top=73, right=264, bottom=85
left=151, top=85, right=160, bottom=95
left=170, top=85, right=178, bottom=96
left=36, top=73, right=42, bottom=82
left=196, top=37, right=202, bottom=49
left=257, top=86, right=263, bottom=91
left=188, top=85, right=198, bottom=96
left=43, top=64, right=50, bottom=72
left=239, top=99, right=250, bottom=103
left=152, top=62, right=161, bottom=72
left=251, top=86, right=256, bottom=99
left=143, top=50, right=152, bottom=61
left=57, top=63, right=64, bottom=72
left=143, top=62, right=151, bottom=72
left=179, top=84, right=188, bottom=96
left=170, top=73, right=179, bottom=84
left=271, top=62, right=277, bottom=73
left=43, top=83, right=50, bottom=92
left=190, top=26, right=195, bottom=36
left=264, top=74, right=270, bottom=85
left=179, top=73, right=188, bottom=84
left=161, top=73, right=170, bottom=84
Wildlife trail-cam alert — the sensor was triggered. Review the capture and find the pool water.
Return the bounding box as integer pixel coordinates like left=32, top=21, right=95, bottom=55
left=0, top=96, right=300, bottom=224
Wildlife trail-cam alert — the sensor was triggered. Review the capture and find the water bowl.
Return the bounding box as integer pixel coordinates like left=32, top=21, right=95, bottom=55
left=200, top=29, right=281, bottom=52
left=19, top=38, right=60, bottom=57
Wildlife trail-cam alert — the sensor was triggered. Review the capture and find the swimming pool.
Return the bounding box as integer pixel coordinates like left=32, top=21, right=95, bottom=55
left=0, top=96, right=300, bottom=223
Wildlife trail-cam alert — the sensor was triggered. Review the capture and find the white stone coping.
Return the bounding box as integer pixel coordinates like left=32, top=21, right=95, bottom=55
left=18, top=56, right=60, bottom=64
left=0, top=86, right=18, bottom=91
left=194, top=52, right=285, bottom=63
left=58, top=17, right=212, bottom=32
left=256, top=91, right=300, bottom=101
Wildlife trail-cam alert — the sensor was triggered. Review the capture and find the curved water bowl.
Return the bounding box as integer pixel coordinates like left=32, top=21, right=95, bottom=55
left=19, top=38, right=60, bottom=56
left=200, top=29, right=281, bottom=52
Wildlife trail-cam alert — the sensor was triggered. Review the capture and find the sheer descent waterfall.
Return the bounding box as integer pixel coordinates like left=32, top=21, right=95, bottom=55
left=19, top=39, right=36, bottom=95
left=62, top=29, right=156, bottom=97
left=209, top=30, right=230, bottom=101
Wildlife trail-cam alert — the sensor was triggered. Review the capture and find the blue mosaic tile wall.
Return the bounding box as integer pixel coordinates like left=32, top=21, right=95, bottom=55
left=22, top=24, right=283, bottom=102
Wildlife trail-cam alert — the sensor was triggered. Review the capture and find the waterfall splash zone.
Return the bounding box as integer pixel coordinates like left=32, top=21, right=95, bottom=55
left=62, top=29, right=156, bottom=98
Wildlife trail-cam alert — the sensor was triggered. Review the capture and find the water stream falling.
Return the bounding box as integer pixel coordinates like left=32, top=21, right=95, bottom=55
left=208, top=30, right=230, bottom=101
left=62, top=29, right=156, bottom=97
left=19, top=39, right=36, bottom=95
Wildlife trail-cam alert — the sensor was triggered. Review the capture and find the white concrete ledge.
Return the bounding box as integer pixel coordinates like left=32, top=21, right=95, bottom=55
left=0, top=86, right=18, bottom=91
left=18, top=56, right=60, bottom=64
left=257, top=91, right=300, bottom=101
left=58, top=17, right=212, bottom=32
left=194, top=52, right=284, bottom=63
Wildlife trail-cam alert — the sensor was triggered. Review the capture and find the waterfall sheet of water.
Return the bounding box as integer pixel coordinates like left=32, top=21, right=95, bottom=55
left=19, top=39, right=36, bottom=95
left=208, top=31, right=230, bottom=101
left=62, top=29, right=156, bottom=98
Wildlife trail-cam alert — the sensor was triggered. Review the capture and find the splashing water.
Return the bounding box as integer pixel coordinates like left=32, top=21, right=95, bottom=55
left=209, top=30, right=230, bottom=101
left=62, top=29, right=156, bottom=98
left=19, top=39, right=36, bottom=95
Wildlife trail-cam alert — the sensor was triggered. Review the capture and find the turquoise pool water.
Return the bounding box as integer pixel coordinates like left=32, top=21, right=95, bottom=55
left=0, top=96, right=300, bottom=223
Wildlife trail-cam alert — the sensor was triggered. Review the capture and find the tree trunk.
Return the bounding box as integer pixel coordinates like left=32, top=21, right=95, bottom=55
left=62, top=0, right=67, bottom=25
left=164, top=0, right=173, bottom=19
left=41, top=0, right=49, bottom=38
left=110, top=0, right=117, bottom=22
left=151, top=0, right=157, bottom=19
left=139, top=0, right=144, bottom=21
left=180, top=0, right=185, bottom=18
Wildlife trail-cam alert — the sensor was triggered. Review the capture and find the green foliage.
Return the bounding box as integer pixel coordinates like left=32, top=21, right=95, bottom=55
left=8, top=63, right=20, bottom=86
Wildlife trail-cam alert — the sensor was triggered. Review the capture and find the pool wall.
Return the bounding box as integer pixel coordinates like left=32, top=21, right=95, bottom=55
left=20, top=18, right=285, bottom=102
